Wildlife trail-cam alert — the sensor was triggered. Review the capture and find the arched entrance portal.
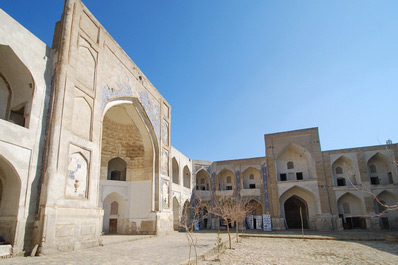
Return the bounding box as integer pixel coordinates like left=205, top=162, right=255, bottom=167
left=173, top=197, right=180, bottom=231
left=284, top=195, right=308, bottom=229
left=0, top=156, right=21, bottom=245
left=100, top=101, right=158, bottom=234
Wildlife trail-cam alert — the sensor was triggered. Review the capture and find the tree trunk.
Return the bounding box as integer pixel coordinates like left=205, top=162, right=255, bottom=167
left=235, top=221, right=239, bottom=242
left=225, top=219, right=232, bottom=249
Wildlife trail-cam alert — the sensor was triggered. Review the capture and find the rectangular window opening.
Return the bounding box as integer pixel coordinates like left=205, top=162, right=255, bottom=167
left=337, top=178, right=346, bottom=187
left=296, top=172, right=303, bottom=180
left=370, top=177, right=380, bottom=185
left=280, top=173, right=287, bottom=181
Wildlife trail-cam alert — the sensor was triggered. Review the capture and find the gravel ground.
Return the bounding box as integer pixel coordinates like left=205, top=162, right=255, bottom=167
left=202, top=237, right=398, bottom=265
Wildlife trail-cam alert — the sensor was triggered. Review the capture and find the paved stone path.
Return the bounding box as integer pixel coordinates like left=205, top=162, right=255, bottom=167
left=2, top=232, right=228, bottom=265
left=2, top=231, right=398, bottom=264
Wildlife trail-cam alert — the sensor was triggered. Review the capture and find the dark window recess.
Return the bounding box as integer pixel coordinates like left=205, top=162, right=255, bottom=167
left=9, top=105, right=25, bottom=127
left=249, top=184, right=256, bottom=189
left=110, top=170, right=121, bottom=181
left=337, top=178, right=346, bottom=186
left=370, top=164, right=377, bottom=173
left=280, top=173, right=287, bottom=181
left=296, top=172, right=303, bottom=180
left=388, top=172, right=393, bottom=184
left=370, top=177, right=380, bottom=185
left=287, top=161, right=294, bottom=169
left=226, top=186, right=233, bottom=190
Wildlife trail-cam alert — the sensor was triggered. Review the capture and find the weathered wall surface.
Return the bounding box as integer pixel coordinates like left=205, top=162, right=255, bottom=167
left=40, top=0, right=171, bottom=252
left=0, top=9, right=53, bottom=254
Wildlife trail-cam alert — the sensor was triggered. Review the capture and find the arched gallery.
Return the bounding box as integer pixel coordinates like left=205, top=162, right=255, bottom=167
left=0, top=0, right=397, bottom=257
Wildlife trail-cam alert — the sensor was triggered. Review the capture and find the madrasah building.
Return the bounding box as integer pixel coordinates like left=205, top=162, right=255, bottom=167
left=0, top=0, right=397, bottom=256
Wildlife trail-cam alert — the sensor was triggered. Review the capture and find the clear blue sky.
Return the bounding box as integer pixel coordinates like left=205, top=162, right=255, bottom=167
left=2, top=0, right=397, bottom=161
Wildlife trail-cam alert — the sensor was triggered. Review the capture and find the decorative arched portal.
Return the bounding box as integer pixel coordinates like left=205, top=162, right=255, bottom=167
left=173, top=197, right=180, bottom=231
left=100, top=100, right=159, bottom=234
left=332, top=156, right=357, bottom=187
left=246, top=199, right=264, bottom=229
left=367, top=152, right=395, bottom=185
left=337, top=192, right=365, bottom=229
left=375, top=190, right=398, bottom=229
left=284, top=195, right=308, bottom=229
left=279, top=186, right=318, bottom=229
left=196, top=169, right=211, bottom=190
left=103, top=192, right=126, bottom=234
left=276, top=143, right=315, bottom=181
left=217, top=169, right=235, bottom=191
left=242, top=167, right=261, bottom=189
left=0, top=156, right=21, bottom=244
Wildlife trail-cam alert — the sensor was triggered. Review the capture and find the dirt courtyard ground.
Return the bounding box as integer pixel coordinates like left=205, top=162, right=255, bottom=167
left=203, top=236, right=398, bottom=265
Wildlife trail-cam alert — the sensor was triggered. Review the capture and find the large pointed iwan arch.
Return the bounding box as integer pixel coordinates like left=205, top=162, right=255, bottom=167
left=100, top=98, right=160, bottom=235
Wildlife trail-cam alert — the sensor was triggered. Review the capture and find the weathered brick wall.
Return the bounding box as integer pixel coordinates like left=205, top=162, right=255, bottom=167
left=101, top=117, right=152, bottom=181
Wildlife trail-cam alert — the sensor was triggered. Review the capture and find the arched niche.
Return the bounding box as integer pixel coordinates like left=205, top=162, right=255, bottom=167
left=107, top=157, right=127, bottom=181
left=0, top=155, right=22, bottom=244
left=284, top=195, right=309, bottom=229
left=196, top=169, right=211, bottom=191
left=183, top=166, right=191, bottom=189
left=172, top=157, right=179, bottom=185
left=0, top=45, right=35, bottom=128
left=217, top=169, right=235, bottom=191
left=173, top=197, right=180, bottom=231
left=337, top=192, right=364, bottom=216
left=102, top=192, right=126, bottom=234
left=279, top=185, right=318, bottom=228
left=242, top=167, right=261, bottom=189
left=247, top=199, right=264, bottom=215
left=332, top=155, right=357, bottom=187
left=367, top=152, right=395, bottom=185
left=276, top=143, right=315, bottom=181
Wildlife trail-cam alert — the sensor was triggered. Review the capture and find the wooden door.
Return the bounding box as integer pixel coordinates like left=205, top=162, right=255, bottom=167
left=109, top=219, right=117, bottom=234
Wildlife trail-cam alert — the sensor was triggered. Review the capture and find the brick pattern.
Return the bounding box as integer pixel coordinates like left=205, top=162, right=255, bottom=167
left=101, top=117, right=147, bottom=170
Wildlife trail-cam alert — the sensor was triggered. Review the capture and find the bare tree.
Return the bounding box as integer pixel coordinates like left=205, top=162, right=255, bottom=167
left=207, top=196, right=256, bottom=248
left=179, top=197, right=207, bottom=265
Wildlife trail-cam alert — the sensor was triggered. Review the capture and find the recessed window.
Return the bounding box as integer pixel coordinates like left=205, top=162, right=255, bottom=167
left=226, top=185, right=233, bottom=190
left=335, top=167, right=343, bottom=175
left=280, top=173, right=287, bottom=181
left=296, top=172, right=303, bottom=180
left=226, top=176, right=231, bottom=183
left=110, top=201, right=119, bottom=215
left=370, top=177, right=380, bottom=185
left=249, top=174, right=254, bottom=180
left=337, top=177, right=346, bottom=186
left=388, top=172, right=393, bottom=184
left=249, top=184, right=256, bottom=189
left=200, top=178, right=205, bottom=184
left=110, top=170, right=121, bottom=181
left=370, top=164, right=377, bottom=174
left=9, top=105, right=25, bottom=127
left=287, top=161, right=294, bottom=169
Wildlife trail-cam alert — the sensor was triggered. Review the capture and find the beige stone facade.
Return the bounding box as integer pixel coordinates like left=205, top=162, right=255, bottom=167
left=0, top=0, right=397, bottom=257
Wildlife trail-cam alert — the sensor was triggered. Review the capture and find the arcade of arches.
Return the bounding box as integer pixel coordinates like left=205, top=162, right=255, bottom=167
left=1, top=3, right=398, bottom=257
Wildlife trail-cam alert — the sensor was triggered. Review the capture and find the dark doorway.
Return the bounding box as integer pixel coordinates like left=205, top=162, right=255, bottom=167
left=109, top=219, right=118, bottom=234
left=284, top=196, right=308, bottom=229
